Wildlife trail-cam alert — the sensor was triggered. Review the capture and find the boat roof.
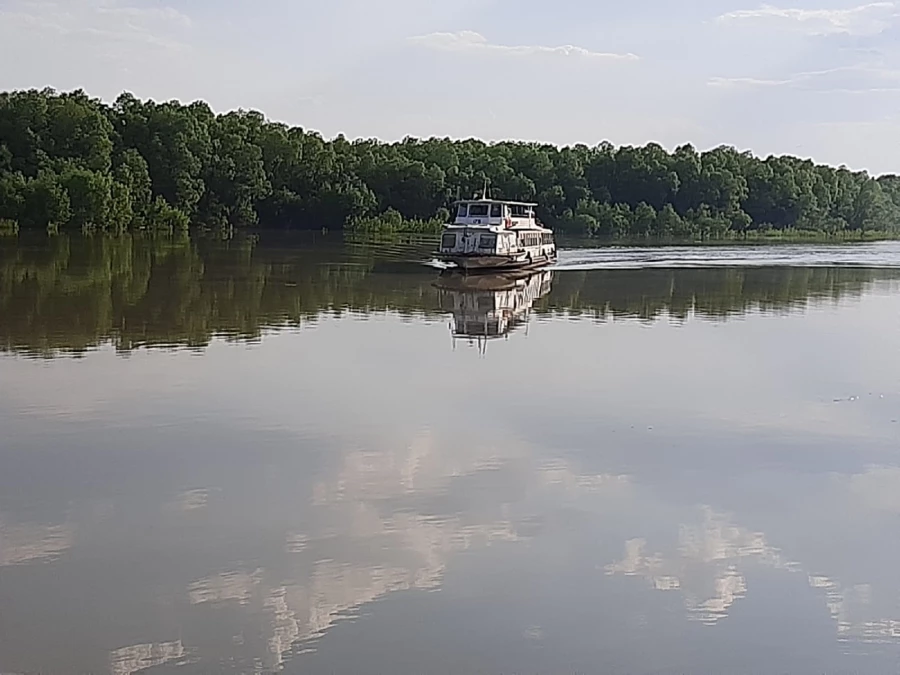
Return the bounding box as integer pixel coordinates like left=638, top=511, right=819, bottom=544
left=453, top=198, right=538, bottom=207
left=443, top=222, right=552, bottom=231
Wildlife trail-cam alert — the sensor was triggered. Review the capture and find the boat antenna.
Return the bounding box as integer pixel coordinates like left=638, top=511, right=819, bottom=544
left=482, top=177, right=489, bottom=200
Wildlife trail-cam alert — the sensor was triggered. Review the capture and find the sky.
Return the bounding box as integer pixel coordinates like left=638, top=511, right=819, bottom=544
left=1, top=0, right=900, bottom=173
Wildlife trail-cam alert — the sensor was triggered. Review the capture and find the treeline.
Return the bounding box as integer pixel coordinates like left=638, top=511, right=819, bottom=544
left=1, top=88, right=900, bottom=237
left=3, top=233, right=898, bottom=356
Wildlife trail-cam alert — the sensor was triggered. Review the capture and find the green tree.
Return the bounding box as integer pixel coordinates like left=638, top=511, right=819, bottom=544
left=0, top=87, right=898, bottom=238
left=21, top=173, right=71, bottom=230
left=60, top=168, right=112, bottom=230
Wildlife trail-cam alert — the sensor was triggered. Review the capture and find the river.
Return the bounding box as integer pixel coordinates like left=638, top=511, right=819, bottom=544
left=1, top=233, right=899, bottom=675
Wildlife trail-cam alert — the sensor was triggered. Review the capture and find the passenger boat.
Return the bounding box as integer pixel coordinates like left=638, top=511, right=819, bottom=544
left=434, top=269, right=553, bottom=352
left=435, top=196, right=557, bottom=272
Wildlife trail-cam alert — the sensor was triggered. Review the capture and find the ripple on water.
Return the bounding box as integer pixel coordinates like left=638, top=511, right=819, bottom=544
left=552, top=241, right=900, bottom=270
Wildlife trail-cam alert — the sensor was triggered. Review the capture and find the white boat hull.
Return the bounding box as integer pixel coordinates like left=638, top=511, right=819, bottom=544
left=436, top=251, right=556, bottom=273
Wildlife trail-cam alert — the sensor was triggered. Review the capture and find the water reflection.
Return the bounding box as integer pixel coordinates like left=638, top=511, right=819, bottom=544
left=1, top=234, right=900, bottom=674
left=435, top=270, right=553, bottom=351
left=2, top=233, right=900, bottom=356
left=109, top=642, right=187, bottom=675
left=0, top=518, right=74, bottom=566
left=606, top=507, right=798, bottom=625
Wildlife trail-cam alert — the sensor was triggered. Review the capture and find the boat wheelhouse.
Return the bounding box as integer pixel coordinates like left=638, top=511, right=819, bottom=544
left=436, top=197, right=557, bottom=272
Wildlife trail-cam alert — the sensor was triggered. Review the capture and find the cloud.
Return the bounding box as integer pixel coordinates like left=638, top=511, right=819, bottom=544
left=409, top=30, right=639, bottom=61
left=0, top=0, right=191, bottom=52
left=97, top=4, right=191, bottom=29
left=0, top=0, right=208, bottom=110
left=717, top=2, right=899, bottom=36
left=709, top=64, right=900, bottom=92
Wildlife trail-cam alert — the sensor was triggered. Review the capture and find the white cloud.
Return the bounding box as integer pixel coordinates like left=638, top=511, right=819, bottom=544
left=409, top=30, right=639, bottom=61
left=0, top=0, right=191, bottom=50
left=709, top=64, right=900, bottom=91
left=97, top=4, right=191, bottom=29
left=709, top=76, right=796, bottom=87
left=0, top=0, right=208, bottom=113
left=717, top=2, right=899, bottom=36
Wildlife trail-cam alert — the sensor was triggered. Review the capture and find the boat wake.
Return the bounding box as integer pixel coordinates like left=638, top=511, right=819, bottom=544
left=551, top=241, right=900, bottom=270
left=422, top=258, right=455, bottom=270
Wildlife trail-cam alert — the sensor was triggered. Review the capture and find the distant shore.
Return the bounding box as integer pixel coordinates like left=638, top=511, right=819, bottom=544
left=2, top=88, right=899, bottom=240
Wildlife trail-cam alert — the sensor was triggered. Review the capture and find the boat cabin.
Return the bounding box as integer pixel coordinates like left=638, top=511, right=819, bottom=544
left=451, top=200, right=538, bottom=228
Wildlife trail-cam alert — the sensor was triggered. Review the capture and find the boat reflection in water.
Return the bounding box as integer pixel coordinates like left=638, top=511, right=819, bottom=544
left=433, top=269, right=553, bottom=353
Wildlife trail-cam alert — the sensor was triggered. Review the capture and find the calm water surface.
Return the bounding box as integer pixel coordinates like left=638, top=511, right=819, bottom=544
left=2, top=234, right=900, bottom=675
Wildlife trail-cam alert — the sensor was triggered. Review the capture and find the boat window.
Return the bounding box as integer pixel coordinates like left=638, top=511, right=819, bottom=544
left=441, top=233, right=457, bottom=249
left=456, top=204, right=468, bottom=217
left=469, top=204, right=489, bottom=217
left=490, top=203, right=502, bottom=218
left=478, top=234, right=497, bottom=249
left=510, top=204, right=527, bottom=217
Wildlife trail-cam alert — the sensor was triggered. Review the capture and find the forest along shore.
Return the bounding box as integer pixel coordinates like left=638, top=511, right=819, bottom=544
left=1, top=88, right=900, bottom=239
